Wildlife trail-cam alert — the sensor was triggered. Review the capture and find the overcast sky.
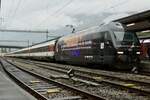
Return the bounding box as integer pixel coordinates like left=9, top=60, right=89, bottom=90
left=0, top=0, right=150, bottom=46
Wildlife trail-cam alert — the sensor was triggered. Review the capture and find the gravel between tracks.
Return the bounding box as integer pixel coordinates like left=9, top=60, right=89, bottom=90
left=1, top=60, right=85, bottom=100
left=9, top=59, right=150, bottom=100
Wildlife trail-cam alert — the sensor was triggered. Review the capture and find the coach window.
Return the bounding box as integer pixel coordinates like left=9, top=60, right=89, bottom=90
left=32, top=48, right=35, bottom=52
left=32, top=48, right=35, bottom=53
left=42, top=46, right=45, bottom=52
left=35, top=48, right=38, bottom=52
left=45, top=46, right=49, bottom=52
left=38, top=47, right=41, bottom=52
left=43, top=46, right=45, bottom=52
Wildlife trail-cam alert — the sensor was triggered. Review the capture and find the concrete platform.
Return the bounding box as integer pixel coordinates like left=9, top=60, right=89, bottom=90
left=0, top=71, right=36, bottom=100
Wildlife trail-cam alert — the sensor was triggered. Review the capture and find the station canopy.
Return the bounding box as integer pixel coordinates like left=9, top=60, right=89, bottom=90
left=140, top=39, right=150, bottom=43
left=114, top=10, right=150, bottom=32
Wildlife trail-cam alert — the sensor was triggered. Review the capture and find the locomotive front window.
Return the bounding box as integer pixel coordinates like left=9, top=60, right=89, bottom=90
left=114, top=31, right=140, bottom=45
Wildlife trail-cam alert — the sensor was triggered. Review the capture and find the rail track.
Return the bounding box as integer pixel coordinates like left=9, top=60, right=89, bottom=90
left=139, top=70, right=150, bottom=76
left=5, top=58, right=150, bottom=100
left=14, top=58, right=150, bottom=84
left=0, top=59, right=106, bottom=100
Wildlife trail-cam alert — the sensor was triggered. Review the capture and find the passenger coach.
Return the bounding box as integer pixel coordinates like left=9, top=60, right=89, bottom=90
left=6, top=39, right=56, bottom=60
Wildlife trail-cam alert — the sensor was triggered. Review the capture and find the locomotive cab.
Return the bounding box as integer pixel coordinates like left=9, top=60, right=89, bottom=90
left=109, top=23, right=141, bottom=69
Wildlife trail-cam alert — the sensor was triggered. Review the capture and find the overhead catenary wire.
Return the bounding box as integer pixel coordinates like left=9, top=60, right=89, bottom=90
left=0, top=40, right=28, bottom=43
left=105, top=0, right=128, bottom=12
left=2, top=0, right=133, bottom=32
left=1, top=0, right=14, bottom=28
left=69, top=0, right=129, bottom=32
left=0, top=0, right=1, bottom=12
left=36, top=0, right=129, bottom=30
left=36, top=0, right=74, bottom=27
left=6, top=0, right=23, bottom=27
left=4, top=0, right=128, bottom=29
left=6, top=1, right=14, bottom=20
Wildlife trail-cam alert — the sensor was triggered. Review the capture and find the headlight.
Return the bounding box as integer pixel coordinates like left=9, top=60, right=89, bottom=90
left=136, top=52, right=140, bottom=54
left=117, top=51, right=124, bottom=54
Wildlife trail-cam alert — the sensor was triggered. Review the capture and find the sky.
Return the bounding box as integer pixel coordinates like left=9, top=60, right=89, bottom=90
left=0, top=0, right=150, bottom=46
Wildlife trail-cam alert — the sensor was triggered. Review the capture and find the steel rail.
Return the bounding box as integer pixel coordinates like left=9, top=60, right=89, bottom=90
left=0, top=60, right=48, bottom=100
left=4, top=59, right=106, bottom=100
left=33, top=60, right=150, bottom=84
left=19, top=59, right=150, bottom=85
left=15, top=59, right=150, bottom=96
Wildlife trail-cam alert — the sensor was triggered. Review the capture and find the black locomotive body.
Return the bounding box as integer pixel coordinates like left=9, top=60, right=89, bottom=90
left=55, top=22, right=141, bottom=68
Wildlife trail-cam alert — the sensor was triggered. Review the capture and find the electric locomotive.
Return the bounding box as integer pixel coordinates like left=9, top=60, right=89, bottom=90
left=55, top=22, right=141, bottom=69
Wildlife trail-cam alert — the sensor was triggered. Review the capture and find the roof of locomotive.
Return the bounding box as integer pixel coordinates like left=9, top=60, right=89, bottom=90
left=58, top=22, right=124, bottom=41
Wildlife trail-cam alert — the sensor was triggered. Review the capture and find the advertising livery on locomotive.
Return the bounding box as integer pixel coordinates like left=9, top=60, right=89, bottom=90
left=5, top=22, right=141, bottom=69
